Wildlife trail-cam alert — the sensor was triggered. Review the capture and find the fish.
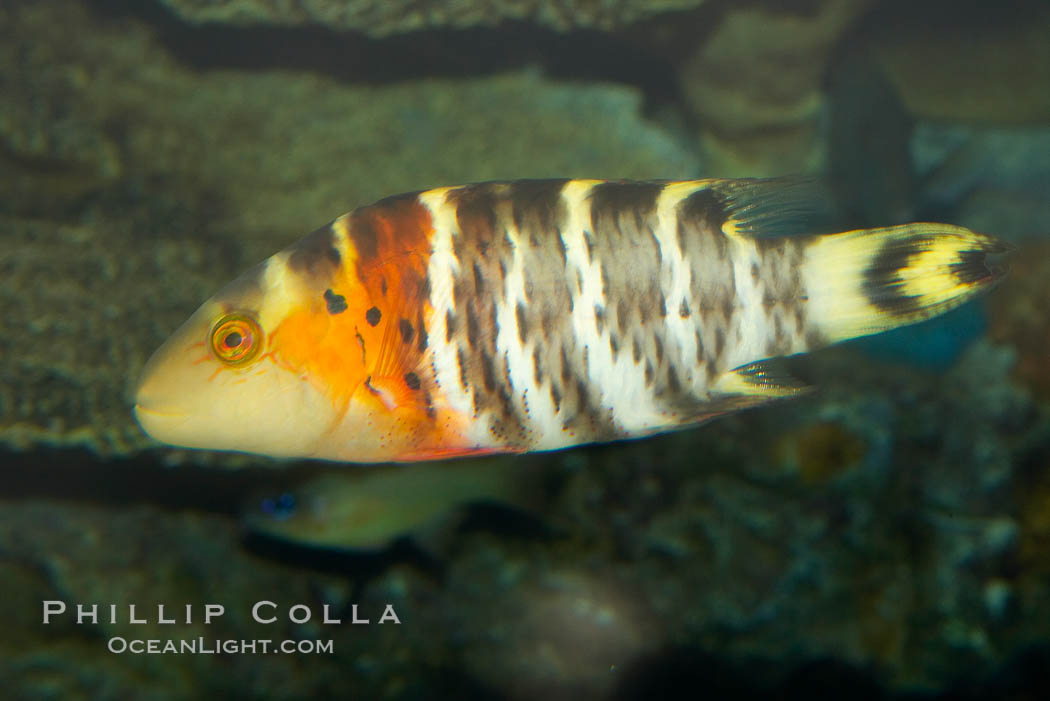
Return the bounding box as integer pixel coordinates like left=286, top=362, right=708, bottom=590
left=244, top=458, right=544, bottom=552
left=134, top=177, right=1007, bottom=462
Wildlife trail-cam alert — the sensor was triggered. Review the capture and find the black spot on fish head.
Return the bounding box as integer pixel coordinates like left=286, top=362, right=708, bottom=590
left=365, top=306, right=382, bottom=326
left=323, top=289, right=348, bottom=315
left=404, top=372, right=421, bottom=390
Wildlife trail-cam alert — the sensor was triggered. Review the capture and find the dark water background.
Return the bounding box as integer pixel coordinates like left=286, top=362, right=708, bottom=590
left=2, top=0, right=1050, bottom=698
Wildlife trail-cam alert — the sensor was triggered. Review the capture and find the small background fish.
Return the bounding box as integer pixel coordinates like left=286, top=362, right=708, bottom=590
left=244, top=456, right=551, bottom=553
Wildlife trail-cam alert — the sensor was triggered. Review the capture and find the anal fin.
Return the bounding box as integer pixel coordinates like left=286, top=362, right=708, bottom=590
left=712, top=359, right=812, bottom=401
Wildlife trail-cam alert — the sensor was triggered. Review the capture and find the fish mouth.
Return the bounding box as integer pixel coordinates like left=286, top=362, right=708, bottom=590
left=133, top=403, right=191, bottom=443
left=133, top=404, right=187, bottom=419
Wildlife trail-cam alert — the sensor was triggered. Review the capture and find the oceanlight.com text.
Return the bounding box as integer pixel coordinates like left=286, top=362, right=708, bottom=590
left=107, top=637, right=335, bottom=655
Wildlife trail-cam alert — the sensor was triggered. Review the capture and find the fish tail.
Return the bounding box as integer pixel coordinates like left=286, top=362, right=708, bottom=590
left=803, top=223, right=1009, bottom=345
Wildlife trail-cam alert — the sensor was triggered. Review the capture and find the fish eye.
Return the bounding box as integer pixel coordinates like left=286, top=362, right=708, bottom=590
left=209, top=313, right=263, bottom=365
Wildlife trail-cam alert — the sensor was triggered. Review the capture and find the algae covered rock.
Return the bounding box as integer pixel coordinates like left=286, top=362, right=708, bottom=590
left=155, top=0, right=707, bottom=34
left=871, top=1, right=1050, bottom=125
left=988, top=238, right=1050, bottom=400
left=676, top=0, right=872, bottom=176
left=0, top=0, right=696, bottom=457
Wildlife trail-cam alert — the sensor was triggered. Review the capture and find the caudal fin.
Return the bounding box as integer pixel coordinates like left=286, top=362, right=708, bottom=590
left=803, top=223, right=1009, bottom=345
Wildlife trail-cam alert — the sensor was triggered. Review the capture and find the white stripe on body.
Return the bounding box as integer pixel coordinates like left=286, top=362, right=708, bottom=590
left=491, top=207, right=565, bottom=449
left=722, top=234, right=772, bottom=370
left=417, top=187, right=492, bottom=447
left=654, top=182, right=708, bottom=394
left=559, top=180, right=668, bottom=436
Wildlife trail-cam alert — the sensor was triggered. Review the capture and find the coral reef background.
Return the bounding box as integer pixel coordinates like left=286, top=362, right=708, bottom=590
left=2, top=0, right=1050, bottom=698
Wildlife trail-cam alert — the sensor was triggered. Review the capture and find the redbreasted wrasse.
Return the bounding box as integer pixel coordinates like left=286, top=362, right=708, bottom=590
left=134, top=178, right=1006, bottom=462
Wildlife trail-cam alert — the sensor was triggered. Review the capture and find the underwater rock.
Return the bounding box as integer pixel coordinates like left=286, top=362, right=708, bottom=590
left=988, top=239, right=1050, bottom=401
left=451, top=559, right=661, bottom=700
left=154, top=0, right=707, bottom=34
left=0, top=0, right=695, bottom=456
left=0, top=6, right=123, bottom=216
left=676, top=0, right=871, bottom=176
left=672, top=0, right=1049, bottom=178
left=770, top=420, right=868, bottom=486
left=870, top=1, right=1050, bottom=125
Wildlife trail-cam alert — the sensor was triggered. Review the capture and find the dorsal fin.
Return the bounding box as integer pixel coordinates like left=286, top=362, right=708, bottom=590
left=709, top=176, right=835, bottom=239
